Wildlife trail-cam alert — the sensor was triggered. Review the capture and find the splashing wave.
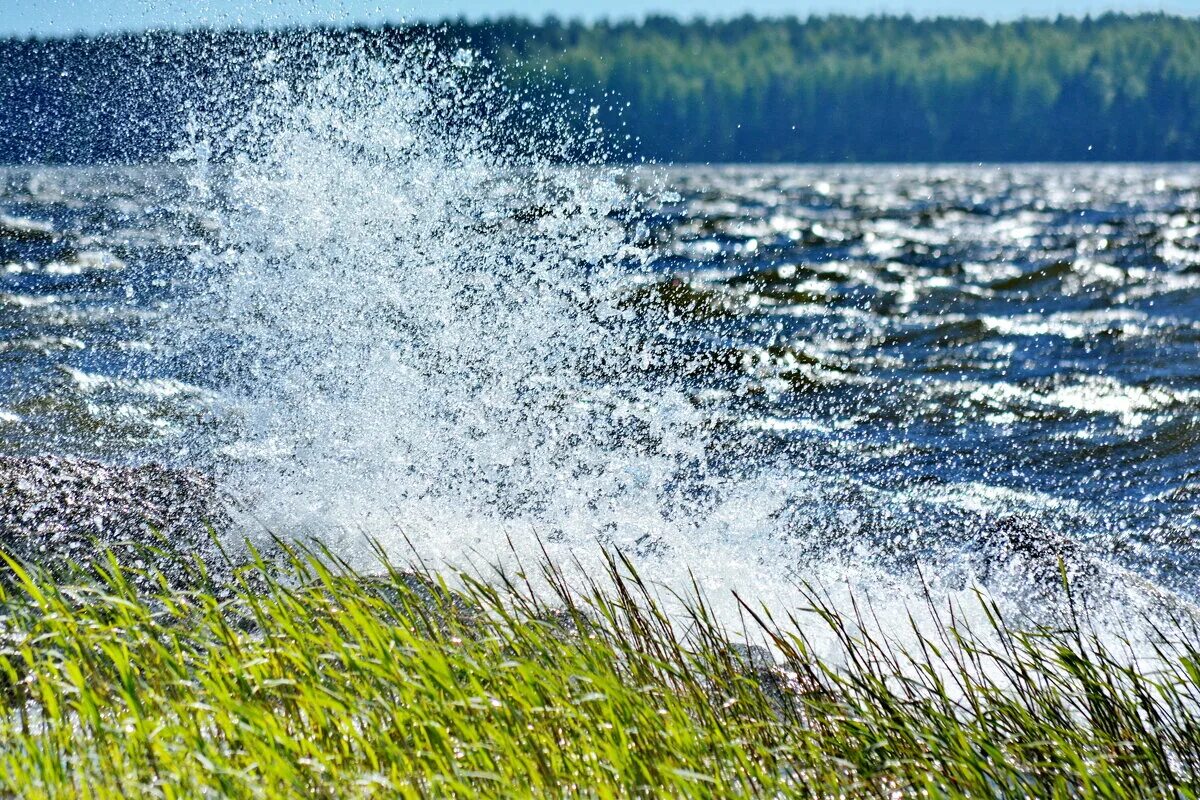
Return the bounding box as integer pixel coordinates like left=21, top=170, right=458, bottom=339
left=165, top=43, right=1194, bottom=642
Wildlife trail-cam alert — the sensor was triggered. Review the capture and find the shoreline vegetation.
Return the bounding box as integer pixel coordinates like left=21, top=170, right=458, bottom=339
left=2, top=14, right=1200, bottom=164
left=2, top=536, right=1200, bottom=797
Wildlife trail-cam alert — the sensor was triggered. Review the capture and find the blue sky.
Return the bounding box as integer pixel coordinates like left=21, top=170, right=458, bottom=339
left=3, top=0, right=1197, bottom=37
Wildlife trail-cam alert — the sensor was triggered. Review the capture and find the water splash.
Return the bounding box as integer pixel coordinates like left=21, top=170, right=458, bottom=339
left=178, top=46, right=722, bottom=562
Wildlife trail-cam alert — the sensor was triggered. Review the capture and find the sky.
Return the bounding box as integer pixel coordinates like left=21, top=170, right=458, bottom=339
left=3, top=0, right=1198, bottom=37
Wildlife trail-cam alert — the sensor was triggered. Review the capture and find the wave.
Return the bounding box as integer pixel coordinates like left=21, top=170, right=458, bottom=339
left=163, top=38, right=1196, bottom=647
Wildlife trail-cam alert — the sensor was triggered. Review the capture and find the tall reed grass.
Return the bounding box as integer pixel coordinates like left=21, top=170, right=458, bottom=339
left=0, top=539, right=1198, bottom=797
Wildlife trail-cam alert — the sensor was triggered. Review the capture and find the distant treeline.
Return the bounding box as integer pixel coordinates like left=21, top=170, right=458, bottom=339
left=2, top=14, right=1199, bottom=163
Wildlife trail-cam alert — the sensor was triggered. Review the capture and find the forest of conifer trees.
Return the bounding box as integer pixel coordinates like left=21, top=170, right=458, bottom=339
left=2, top=14, right=1198, bottom=163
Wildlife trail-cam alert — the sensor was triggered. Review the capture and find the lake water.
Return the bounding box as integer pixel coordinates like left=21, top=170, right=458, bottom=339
left=2, top=161, right=1198, bottom=623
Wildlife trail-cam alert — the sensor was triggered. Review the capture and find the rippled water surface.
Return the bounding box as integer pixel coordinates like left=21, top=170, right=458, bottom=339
left=2, top=163, right=1198, bottom=600
left=647, top=165, right=1200, bottom=583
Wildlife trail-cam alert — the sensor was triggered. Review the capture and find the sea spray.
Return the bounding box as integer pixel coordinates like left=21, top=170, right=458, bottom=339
left=175, top=46, right=732, bottom=568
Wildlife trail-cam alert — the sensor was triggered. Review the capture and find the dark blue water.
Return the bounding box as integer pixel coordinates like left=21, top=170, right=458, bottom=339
left=641, top=165, right=1200, bottom=589
left=2, top=163, right=1198, bottom=596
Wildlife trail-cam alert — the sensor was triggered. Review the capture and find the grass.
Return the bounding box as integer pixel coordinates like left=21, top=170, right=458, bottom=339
left=0, top=540, right=1199, bottom=798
